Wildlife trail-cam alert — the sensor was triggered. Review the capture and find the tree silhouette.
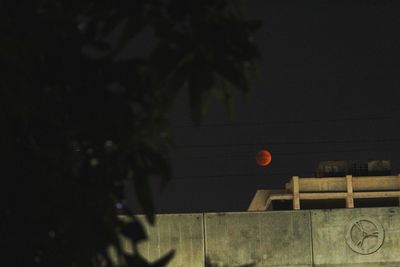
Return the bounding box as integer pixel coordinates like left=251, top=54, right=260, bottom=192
left=0, top=0, right=260, bottom=266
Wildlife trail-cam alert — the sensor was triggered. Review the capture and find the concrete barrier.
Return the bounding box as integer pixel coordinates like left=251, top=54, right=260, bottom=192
left=136, top=214, right=204, bottom=267
left=311, top=207, right=400, bottom=266
left=204, top=211, right=313, bottom=267
left=130, top=207, right=400, bottom=266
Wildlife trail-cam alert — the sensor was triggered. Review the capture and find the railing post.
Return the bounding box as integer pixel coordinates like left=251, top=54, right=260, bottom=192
left=293, top=176, right=300, bottom=210
left=346, top=175, right=354, bottom=208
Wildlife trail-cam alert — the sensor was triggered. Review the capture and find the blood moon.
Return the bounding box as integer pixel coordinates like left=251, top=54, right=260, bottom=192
left=256, top=149, right=272, bottom=166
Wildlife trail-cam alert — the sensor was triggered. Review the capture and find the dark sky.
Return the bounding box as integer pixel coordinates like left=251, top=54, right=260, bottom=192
left=127, top=1, right=400, bottom=213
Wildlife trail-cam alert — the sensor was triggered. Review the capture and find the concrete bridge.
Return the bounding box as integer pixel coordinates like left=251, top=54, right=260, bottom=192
left=129, top=207, right=400, bottom=266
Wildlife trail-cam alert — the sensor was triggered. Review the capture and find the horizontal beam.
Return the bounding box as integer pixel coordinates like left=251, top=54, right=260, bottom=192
left=354, top=191, right=400, bottom=198
left=285, top=176, right=400, bottom=192
left=267, top=191, right=400, bottom=201
left=300, top=192, right=347, bottom=199
left=269, top=194, right=293, bottom=200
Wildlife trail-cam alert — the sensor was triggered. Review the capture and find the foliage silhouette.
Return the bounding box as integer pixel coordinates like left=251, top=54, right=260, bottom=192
left=0, top=0, right=260, bottom=266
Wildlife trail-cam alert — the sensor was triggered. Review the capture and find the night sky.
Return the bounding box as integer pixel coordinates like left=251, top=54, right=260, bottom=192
left=127, top=1, right=400, bottom=214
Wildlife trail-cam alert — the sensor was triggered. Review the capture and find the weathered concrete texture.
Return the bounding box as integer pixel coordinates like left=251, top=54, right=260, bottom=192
left=136, top=214, right=205, bottom=267
left=205, top=211, right=313, bottom=267
left=311, top=207, right=400, bottom=266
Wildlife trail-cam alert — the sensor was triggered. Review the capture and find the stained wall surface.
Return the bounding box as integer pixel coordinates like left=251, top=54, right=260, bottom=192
left=311, top=207, right=400, bottom=266
left=205, top=211, right=312, bottom=267
left=133, top=207, right=400, bottom=266
left=136, top=214, right=205, bottom=267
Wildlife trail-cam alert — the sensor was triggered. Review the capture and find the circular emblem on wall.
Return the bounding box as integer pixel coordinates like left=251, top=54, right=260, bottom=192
left=345, top=217, right=385, bottom=255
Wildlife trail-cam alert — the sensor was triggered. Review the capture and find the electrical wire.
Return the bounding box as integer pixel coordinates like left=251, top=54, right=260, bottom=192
left=170, top=169, right=400, bottom=181
left=169, top=147, right=394, bottom=160
left=172, top=112, right=400, bottom=128
left=174, top=137, right=400, bottom=148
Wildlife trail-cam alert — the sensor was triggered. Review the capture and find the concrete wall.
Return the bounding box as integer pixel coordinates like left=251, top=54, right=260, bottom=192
left=205, top=211, right=312, bottom=267
left=134, top=207, right=400, bottom=266
left=136, top=214, right=204, bottom=267
left=311, top=207, right=400, bottom=266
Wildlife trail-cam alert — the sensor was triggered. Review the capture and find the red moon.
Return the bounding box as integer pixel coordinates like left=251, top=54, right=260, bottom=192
left=256, top=149, right=272, bottom=166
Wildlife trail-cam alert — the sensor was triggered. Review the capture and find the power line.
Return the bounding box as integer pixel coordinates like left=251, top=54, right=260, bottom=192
left=171, top=169, right=400, bottom=181
left=175, top=137, right=400, bottom=149
left=171, top=171, right=314, bottom=180
left=170, top=147, right=394, bottom=160
left=172, top=112, right=400, bottom=128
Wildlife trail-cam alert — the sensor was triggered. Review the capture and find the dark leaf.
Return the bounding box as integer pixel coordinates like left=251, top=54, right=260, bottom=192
left=121, top=220, right=147, bottom=243
left=119, top=16, right=148, bottom=48
left=214, top=60, right=249, bottom=93
left=188, top=58, right=214, bottom=125
left=142, top=143, right=172, bottom=189
left=245, top=19, right=263, bottom=32
left=132, top=170, right=155, bottom=224
left=125, top=253, right=151, bottom=267
left=150, top=250, right=175, bottom=267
